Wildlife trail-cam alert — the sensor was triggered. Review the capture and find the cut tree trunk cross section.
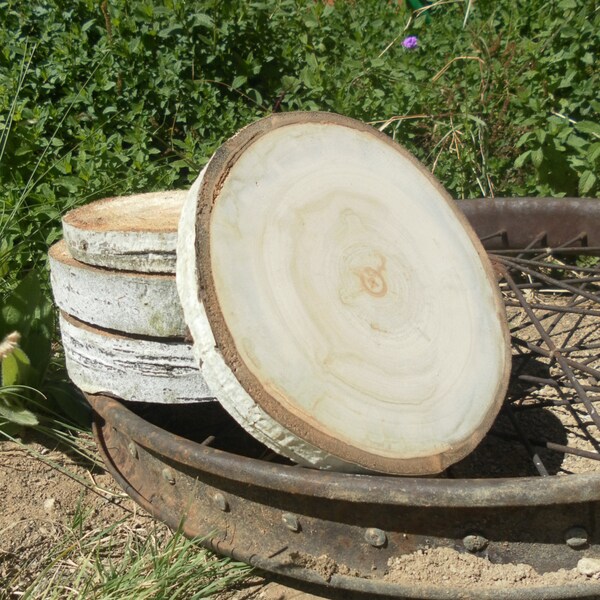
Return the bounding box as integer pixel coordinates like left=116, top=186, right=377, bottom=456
left=62, top=190, right=186, bottom=273
left=177, top=112, right=511, bottom=475
left=60, top=312, right=213, bottom=404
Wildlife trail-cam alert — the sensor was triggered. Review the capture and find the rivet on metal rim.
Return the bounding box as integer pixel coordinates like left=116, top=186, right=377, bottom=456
left=162, top=468, right=175, bottom=485
left=213, top=492, right=229, bottom=512
left=565, top=527, right=588, bottom=549
left=463, top=533, right=488, bottom=553
left=282, top=513, right=301, bottom=532
left=365, top=528, right=387, bottom=548
left=128, top=441, right=138, bottom=459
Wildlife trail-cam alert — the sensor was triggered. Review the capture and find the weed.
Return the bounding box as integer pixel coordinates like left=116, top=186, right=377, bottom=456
left=6, top=504, right=251, bottom=599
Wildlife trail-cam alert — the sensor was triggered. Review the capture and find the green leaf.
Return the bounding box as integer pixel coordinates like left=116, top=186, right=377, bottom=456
left=588, top=143, right=600, bottom=163
left=514, top=151, right=531, bottom=168
left=322, top=3, right=334, bottom=17
left=56, top=176, right=84, bottom=192
left=0, top=400, right=39, bottom=426
left=579, top=170, right=597, bottom=195
left=575, top=121, right=600, bottom=138
left=582, top=52, right=594, bottom=65
left=231, top=75, right=247, bottom=89
left=531, top=148, right=544, bottom=168
left=158, top=24, right=183, bottom=38
left=81, top=19, right=95, bottom=32
left=1, top=347, right=31, bottom=387
left=1, top=354, right=19, bottom=387
left=306, top=53, right=319, bottom=71
left=15, top=144, right=34, bottom=156
left=566, top=134, right=587, bottom=149
left=516, top=133, right=532, bottom=148
left=0, top=272, right=42, bottom=338
left=190, top=13, right=214, bottom=29
left=21, top=331, right=49, bottom=387
left=535, top=129, right=546, bottom=144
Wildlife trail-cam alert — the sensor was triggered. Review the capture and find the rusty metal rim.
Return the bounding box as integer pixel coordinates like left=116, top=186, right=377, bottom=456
left=456, top=197, right=600, bottom=259
left=88, top=394, right=600, bottom=508
left=92, top=409, right=600, bottom=600
left=85, top=196, right=600, bottom=599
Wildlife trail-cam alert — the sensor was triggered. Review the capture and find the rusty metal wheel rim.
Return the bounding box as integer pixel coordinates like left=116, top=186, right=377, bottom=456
left=89, top=395, right=600, bottom=507
left=89, top=197, right=600, bottom=599
left=90, top=395, right=600, bottom=599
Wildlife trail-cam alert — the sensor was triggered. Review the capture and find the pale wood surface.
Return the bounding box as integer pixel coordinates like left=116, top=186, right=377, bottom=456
left=177, top=171, right=352, bottom=471
left=50, top=240, right=186, bottom=337
left=59, top=313, right=213, bottom=404
left=177, top=113, right=511, bottom=474
left=62, top=190, right=185, bottom=273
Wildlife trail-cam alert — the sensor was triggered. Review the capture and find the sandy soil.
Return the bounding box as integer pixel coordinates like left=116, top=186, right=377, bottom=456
left=0, top=435, right=166, bottom=597
left=384, top=548, right=589, bottom=588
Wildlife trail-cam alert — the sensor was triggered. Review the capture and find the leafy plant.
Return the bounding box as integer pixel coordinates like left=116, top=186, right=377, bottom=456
left=0, top=271, right=90, bottom=434
left=1, top=2, right=596, bottom=260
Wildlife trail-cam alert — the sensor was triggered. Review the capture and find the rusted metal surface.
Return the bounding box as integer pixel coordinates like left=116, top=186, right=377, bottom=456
left=91, top=395, right=600, bottom=599
left=90, top=394, right=600, bottom=508
left=88, top=197, right=600, bottom=599
left=457, top=197, right=600, bottom=254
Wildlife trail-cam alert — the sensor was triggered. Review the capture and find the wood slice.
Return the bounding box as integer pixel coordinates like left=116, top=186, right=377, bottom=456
left=177, top=112, right=511, bottom=475
left=59, top=313, right=213, bottom=404
left=62, top=190, right=185, bottom=273
left=50, top=240, right=186, bottom=337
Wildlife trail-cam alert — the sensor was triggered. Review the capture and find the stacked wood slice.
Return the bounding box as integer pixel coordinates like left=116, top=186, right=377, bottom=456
left=50, top=112, right=511, bottom=476
left=176, top=112, right=511, bottom=475
left=50, top=190, right=213, bottom=404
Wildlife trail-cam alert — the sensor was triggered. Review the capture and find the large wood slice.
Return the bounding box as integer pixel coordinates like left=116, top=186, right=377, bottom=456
left=50, top=240, right=186, bottom=337
left=177, top=112, right=511, bottom=475
left=62, top=190, right=185, bottom=273
left=59, top=313, right=212, bottom=403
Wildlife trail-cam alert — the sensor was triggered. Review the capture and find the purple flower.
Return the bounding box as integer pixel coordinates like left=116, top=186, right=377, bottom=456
left=402, top=35, right=418, bottom=50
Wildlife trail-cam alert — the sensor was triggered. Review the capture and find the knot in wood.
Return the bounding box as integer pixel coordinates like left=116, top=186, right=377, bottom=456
left=359, top=266, right=388, bottom=297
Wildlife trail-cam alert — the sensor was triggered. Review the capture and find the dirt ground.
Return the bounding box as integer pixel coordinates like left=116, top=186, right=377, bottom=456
left=0, top=436, right=156, bottom=596
left=0, top=435, right=330, bottom=599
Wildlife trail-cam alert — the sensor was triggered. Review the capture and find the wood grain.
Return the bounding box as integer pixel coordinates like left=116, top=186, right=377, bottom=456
left=59, top=313, right=213, bottom=404
left=177, top=112, right=511, bottom=474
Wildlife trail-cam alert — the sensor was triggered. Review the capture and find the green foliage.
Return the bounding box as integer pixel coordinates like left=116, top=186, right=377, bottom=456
left=1, top=272, right=53, bottom=375
left=0, top=271, right=90, bottom=432
left=1, top=1, right=598, bottom=296
left=507, top=0, right=600, bottom=198
left=0, top=0, right=597, bottom=427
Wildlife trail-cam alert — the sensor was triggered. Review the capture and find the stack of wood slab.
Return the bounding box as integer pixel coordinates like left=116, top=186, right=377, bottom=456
left=49, top=191, right=213, bottom=404
left=51, top=111, right=511, bottom=476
